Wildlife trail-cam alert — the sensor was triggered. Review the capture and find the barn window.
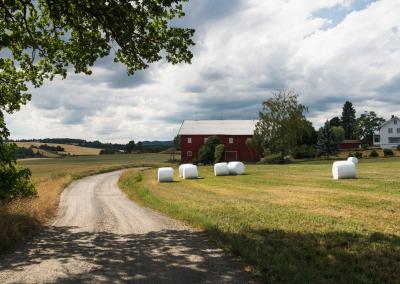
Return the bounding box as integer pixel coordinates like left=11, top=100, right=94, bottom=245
left=187, top=151, right=192, bottom=157
left=388, top=128, right=393, bottom=134
left=204, top=137, right=208, bottom=143
left=229, top=137, right=234, bottom=144
left=187, top=137, right=192, bottom=143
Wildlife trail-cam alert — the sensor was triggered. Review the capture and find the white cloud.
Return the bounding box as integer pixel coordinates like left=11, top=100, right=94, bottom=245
left=6, top=0, right=400, bottom=142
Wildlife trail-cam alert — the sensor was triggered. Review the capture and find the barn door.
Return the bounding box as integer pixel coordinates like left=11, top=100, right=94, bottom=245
left=225, top=151, right=237, bottom=162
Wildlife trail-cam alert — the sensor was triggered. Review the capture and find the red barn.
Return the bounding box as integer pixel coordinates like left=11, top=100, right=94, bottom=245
left=178, top=120, right=261, bottom=163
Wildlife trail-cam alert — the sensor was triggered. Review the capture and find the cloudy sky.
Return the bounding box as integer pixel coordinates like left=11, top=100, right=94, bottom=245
left=6, top=0, right=400, bottom=143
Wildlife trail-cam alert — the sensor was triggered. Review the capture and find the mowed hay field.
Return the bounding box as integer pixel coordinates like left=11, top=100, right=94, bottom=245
left=0, top=154, right=173, bottom=252
left=119, top=159, right=400, bottom=283
left=15, top=142, right=101, bottom=156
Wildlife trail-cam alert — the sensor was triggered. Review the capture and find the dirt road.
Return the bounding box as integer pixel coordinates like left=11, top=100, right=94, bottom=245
left=0, top=170, right=253, bottom=283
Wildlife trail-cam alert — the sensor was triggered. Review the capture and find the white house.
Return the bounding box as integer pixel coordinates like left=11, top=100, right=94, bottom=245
left=374, top=116, right=400, bottom=149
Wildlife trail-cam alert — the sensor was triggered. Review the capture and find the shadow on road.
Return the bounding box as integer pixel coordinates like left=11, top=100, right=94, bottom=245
left=0, top=227, right=252, bottom=283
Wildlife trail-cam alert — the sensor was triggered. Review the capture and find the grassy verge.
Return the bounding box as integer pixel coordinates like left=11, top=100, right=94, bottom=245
left=119, top=159, right=400, bottom=283
left=0, top=153, right=172, bottom=253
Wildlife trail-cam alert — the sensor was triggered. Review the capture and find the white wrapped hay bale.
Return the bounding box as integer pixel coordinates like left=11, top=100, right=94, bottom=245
left=182, top=164, right=199, bottom=179
left=332, top=161, right=356, bottom=180
left=157, top=167, right=174, bottom=182
left=179, top=164, right=192, bottom=177
left=228, top=161, right=245, bottom=175
left=214, top=162, right=229, bottom=176
left=347, top=157, right=359, bottom=164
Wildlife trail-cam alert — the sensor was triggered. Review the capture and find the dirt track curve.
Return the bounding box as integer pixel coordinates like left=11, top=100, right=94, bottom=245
left=0, top=170, right=254, bottom=283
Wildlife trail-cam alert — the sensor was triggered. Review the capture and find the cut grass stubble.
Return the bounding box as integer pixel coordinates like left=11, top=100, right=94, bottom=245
left=119, top=161, right=400, bottom=283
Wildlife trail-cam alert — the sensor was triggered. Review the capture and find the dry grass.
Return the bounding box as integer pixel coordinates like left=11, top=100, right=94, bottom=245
left=15, top=142, right=101, bottom=156
left=119, top=159, right=400, bottom=283
left=0, top=153, right=172, bottom=253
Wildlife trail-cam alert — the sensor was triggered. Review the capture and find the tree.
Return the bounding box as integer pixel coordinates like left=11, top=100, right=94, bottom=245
left=0, top=0, right=194, bottom=200
left=331, top=126, right=345, bottom=144
left=214, top=144, right=225, bottom=163
left=329, top=116, right=341, bottom=127
left=357, top=111, right=385, bottom=145
left=341, top=101, right=357, bottom=139
left=298, top=120, right=318, bottom=146
left=173, top=135, right=181, bottom=150
left=125, top=140, right=136, bottom=153
left=254, top=89, right=309, bottom=162
left=317, top=123, right=344, bottom=157
left=197, top=136, right=220, bottom=164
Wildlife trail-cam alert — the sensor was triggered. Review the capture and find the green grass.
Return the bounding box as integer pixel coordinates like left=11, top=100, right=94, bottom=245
left=119, top=159, right=400, bottom=283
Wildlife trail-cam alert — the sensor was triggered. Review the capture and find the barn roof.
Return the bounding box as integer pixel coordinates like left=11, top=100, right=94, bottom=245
left=178, top=120, right=257, bottom=135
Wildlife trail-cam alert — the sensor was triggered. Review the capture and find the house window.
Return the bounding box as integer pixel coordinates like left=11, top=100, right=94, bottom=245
left=388, top=128, right=393, bottom=134
left=229, top=137, right=234, bottom=144
left=388, top=137, right=400, bottom=144
left=397, top=128, right=400, bottom=134
left=187, top=151, right=192, bottom=157
left=187, top=137, right=192, bottom=143
left=394, top=119, right=398, bottom=125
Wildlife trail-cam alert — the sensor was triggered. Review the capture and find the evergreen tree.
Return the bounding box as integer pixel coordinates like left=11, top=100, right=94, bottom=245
left=341, top=101, right=357, bottom=139
left=317, top=121, right=338, bottom=157
left=329, top=116, right=341, bottom=127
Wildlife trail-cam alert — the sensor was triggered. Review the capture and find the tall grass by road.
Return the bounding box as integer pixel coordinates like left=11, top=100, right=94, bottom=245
left=0, top=154, right=173, bottom=252
left=119, top=159, right=400, bottom=283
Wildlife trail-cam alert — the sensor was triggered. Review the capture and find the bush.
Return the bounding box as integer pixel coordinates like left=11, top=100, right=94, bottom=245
left=383, top=149, right=394, bottom=157
left=292, top=145, right=316, bottom=159
left=0, top=144, right=36, bottom=202
left=38, top=144, right=64, bottom=152
left=369, top=150, right=379, bottom=158
left=100, top=149, right=118, bottom=155
left=361, top=144, right=369, bottom=150
left=197, top=136, right=220, bottom=164
left=214, top=144, right=225, bottom=163
left=354, top=152, right=363, bottom=159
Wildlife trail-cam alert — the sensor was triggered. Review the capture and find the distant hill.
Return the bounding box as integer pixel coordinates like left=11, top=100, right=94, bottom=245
left=15, top=142, right=101, bottom=156
left=141, top=141, right=174, bottom=146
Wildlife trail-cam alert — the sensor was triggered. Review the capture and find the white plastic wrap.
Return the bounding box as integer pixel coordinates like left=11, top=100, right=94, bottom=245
left=347, top=157, right=359, bottom=164
left=227, top=161, right=245, bottom=175
left=214, top=162, right=230, bottom=176
left=332, top=161, right=356, bottom=180
left=182, top=164, right=199, bottom=179
left=157, top=167, right=174, bottom=182
left=179, top=164, right=192, bottom=177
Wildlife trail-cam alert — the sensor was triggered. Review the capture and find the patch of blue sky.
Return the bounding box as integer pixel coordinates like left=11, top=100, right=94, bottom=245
left=313, top=0, right=377, bottom=30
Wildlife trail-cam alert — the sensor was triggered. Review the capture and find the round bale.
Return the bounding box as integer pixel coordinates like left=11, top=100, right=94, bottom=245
left=214, top=162, right=230, bottom=176
left=158, top=167, right=174, bottom=182
left=182, top=164, right=199, bottom=179
left=179, top=164, right=192, bottom=177
left=347, top=157, right=359, bottom=164
left=332, top=161, right=356, bottom=180
left=228, top=161, right=245, bottom=175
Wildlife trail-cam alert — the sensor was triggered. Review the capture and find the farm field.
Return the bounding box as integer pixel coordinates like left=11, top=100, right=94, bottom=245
left=15, top=141, right=102, bottom=156
left=0, top=154, right=174, bottom=252
left=119, top=159, right=400, bottom=283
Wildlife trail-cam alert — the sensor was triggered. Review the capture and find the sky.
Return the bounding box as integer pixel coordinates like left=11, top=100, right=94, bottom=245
left=6, top=0, right=400, bottom=143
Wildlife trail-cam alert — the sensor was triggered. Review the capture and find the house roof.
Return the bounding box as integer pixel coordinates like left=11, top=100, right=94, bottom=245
left=379, top=116, right=399, bottom=129
left=178, top=120, right=257, bottom=135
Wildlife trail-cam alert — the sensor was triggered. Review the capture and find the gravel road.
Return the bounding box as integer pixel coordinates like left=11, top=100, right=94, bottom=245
left=0, top=170, right=254, bottom=283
